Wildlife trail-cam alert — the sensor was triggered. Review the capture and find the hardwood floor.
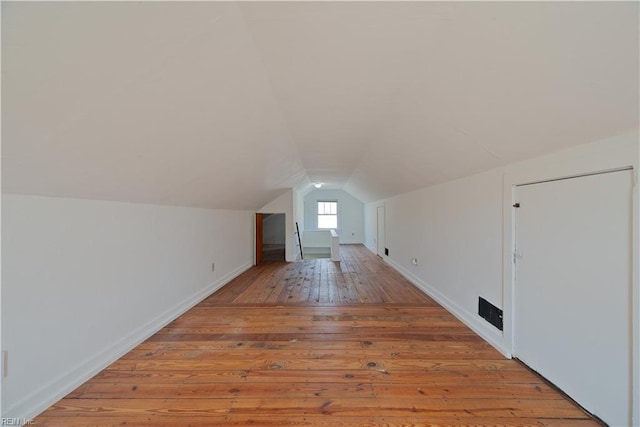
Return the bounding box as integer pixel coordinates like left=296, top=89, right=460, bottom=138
left=33, top=245, right=599, bottom=426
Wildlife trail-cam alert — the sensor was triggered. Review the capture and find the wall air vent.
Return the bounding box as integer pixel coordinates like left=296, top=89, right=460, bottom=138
left=478, top=297, right=503, bottom=331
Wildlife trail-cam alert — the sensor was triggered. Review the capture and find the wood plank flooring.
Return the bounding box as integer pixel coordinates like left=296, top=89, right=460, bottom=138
left=33, top=245, right=599, bottom=426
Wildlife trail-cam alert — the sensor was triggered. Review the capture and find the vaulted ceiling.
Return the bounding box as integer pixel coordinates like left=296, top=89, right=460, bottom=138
left=3, top=2, right=638, bottom=209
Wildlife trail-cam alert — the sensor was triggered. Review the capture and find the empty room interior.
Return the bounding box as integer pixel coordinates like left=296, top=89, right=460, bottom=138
left=1, top=2, right=639, bottom=426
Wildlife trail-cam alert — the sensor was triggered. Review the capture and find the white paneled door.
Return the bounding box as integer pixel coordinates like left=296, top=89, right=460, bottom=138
left=514, top=169, right=633, bottom=426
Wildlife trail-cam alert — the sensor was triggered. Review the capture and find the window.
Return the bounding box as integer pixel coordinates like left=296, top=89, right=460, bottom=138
left=317, top=201, right=338, bottom=229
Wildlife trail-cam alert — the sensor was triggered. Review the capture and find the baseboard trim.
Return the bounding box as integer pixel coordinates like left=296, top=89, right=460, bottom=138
left=363, top=242, right=377, bottom=254
left=4, top=261, right=253, bottom=421
left=384, top=257, right=510, bottom=358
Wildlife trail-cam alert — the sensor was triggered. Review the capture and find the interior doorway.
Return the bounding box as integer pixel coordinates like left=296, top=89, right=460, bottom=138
left=513, top=169, right=633, bottom=426
left=256, top=213, right=286, bottom=264
left=377, top=206, right=385, bottom=257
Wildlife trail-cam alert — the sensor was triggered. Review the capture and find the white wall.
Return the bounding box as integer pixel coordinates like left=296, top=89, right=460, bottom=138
left=304, top=189, right=363, bottom=244
left=368, top=169, right=505, bottom=351
left=302, top=230, right=332, bottom=248
left=1, top=194, right=254, bottom=420
left=363, top=202, right=379, bottom=253
left=258, top=189, right=296, bottom=262
left=365, top=132, right=639, bottom=362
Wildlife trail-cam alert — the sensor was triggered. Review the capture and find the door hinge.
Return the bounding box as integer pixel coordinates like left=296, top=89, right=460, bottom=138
left=513, top=202, right=520, bottom=208
left=513, top=250, right=523, bottom=263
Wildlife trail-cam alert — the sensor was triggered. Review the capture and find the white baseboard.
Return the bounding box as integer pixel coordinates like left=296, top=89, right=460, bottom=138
left=5, top=261, right=253, bottom=421
left=384, top=257, right=510, bottom=358
left=363, top=242, right=377, bottom=254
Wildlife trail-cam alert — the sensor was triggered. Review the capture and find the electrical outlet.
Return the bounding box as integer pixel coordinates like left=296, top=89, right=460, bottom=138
left=211, top=262, right=215, bottom=272
left=411, top=258, right=418, bottom=266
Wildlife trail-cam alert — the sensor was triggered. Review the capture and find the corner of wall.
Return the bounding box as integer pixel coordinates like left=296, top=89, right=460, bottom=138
left=4, top=261, right=252, bottom=421
left=384, top=257, right=510, bottom=358
left=363, top=241, right=377, bottom=255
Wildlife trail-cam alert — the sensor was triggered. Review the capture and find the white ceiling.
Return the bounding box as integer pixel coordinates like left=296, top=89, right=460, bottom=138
left=2, top=2, right=638, bottom=209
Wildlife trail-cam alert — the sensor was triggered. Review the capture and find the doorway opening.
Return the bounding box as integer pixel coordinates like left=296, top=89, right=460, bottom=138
left=256, top=213, right=286, bottom=264
left=377, top=206, right=385, bottom=257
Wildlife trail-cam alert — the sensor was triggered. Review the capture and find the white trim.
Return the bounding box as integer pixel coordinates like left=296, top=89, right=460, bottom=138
left=384, top=257, right=510, bottom=358
left=633, top=166, right=639, bottom=427
left=4, top=261, right=253, bottom=421
left=502, top=178, right=516, bottom=358
left=317, top=200, right=338, bottom=230
left=363, top=241, right=377, bottom=254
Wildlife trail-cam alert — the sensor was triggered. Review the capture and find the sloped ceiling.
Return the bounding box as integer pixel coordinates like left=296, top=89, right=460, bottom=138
left=2, top=2, right=638, bottom=209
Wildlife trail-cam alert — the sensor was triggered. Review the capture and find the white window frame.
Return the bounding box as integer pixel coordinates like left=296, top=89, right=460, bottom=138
left=317, top=200, right=338, bottom=230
